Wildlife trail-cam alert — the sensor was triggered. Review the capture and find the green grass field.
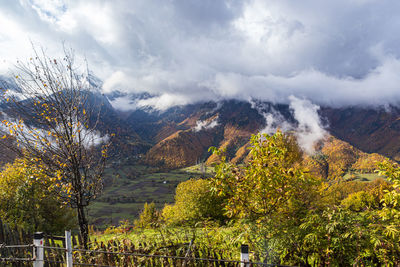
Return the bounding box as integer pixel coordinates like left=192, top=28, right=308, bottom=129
left=343, top=172, right=384, bottom=182
left=88, top=163, right=213, bottom=227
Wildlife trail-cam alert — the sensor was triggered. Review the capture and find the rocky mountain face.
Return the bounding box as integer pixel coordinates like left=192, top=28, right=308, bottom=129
left=1, top=91, right=400, bottom=169
left=108, top=96, right=400, bottom=169
left=140, top=100, right=266, bottom=168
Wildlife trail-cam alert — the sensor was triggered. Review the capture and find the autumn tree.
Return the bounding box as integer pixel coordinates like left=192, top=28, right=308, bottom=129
left=211, top=131, right=320, bottom=222
left=0, top=158, right=76, bottom=233
left=0, top=47, right=110, bottom=248
left=210, top=131, right=321, bottom=263
left=297, top=164, right=400, bottom=266
left=162, top=178, right=226, bottom=226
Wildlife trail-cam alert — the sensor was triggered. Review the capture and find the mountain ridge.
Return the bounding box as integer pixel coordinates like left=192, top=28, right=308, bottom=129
left=1, top=89, right=400, bottom=169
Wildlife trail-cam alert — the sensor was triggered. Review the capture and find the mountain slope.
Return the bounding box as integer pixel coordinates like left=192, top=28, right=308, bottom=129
left=141, top=100, right=266, bottom=169
left=321, top=106, right=400, bottom=161
left=2, top=90, right=400, bottom=168
left=111, top=98, right=400, bottom=168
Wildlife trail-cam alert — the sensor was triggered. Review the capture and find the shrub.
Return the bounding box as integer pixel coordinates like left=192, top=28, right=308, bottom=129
left=0, top=158, right=76, bottom=233
left=162, top=178, right=225, bottom=226
left=135, top=202, right=161, bottom=228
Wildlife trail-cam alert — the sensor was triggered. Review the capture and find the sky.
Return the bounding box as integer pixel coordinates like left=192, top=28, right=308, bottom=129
left=1, top=0, right=400, bottom=110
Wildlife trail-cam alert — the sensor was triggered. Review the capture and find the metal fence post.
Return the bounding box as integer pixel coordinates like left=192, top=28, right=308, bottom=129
left=240, top=244, right=249, bottom=267
left=65, top=230, right=73, bottom=267
left=33, top=232, right=44, bottom=267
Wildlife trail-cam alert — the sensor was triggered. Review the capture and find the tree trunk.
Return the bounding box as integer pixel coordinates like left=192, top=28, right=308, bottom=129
left=77, top=204, right=89, bottom=249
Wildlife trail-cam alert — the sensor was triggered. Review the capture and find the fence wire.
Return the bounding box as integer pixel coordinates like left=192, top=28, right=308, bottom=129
left=1, top=243, right=293, bottom=267
left=0, top=242, right=35, bottom=266
left=72, top=247, right=272, bottom=265
left=0, top=257, right=34, bottom=262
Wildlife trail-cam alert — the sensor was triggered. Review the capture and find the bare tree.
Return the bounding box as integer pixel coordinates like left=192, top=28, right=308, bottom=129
left=0, top=47, right=110, bottom=248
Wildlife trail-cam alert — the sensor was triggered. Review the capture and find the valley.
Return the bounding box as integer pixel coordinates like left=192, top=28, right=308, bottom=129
left=88, top=162, right=213, bottom=226
left=1, top=92, right=398, bottom=227
left=87, top=97, right=397, bottom=228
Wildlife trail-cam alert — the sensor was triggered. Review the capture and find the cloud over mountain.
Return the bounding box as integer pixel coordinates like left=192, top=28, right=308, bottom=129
left=1, top=0, right=400, bottom=109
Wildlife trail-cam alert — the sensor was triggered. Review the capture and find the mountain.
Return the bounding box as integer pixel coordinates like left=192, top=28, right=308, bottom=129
left=2, top=89, right=398, bottom=226
left=116, top=98, right=400, bottom=169
left=321, top=106, right=400, bottom=161
left=122, top=99, right=273, bottom=168
left=140, top=100, right=266, bottom=168
left=1, top=87, right=400, bottom=169
left=304, top=135, right=388, bottom=181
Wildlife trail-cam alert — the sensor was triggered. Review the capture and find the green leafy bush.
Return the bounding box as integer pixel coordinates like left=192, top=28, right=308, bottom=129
left=135, top=202, right=161, bottom=228
left=0, top=158, right=76, bottom=233
left=162, top=178, right=225, bottom=226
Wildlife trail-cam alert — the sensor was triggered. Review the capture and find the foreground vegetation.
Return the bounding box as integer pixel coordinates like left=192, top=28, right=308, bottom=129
left=1, top=131, right=400, bottom=266
left=1, top=49, right=110, bottom=248
left=99, top=131, right=400, bottom=266
left=92, top=226, right=244, bottom=260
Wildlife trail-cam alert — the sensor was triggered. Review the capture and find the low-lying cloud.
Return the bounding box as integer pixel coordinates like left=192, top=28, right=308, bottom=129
left=289, top=96, right=327, bottom=154
left=252, top=96, right=327, bottom=154
left=194, top=117, right=219, bottom=132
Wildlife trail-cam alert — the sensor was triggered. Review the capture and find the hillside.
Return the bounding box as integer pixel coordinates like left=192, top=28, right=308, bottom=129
left=322, top=106, right=400, bottom=161
left=131, top=100, right=400, bottom=169
left=304, top=135, right=389, bottom=181
left=2, top=90, right=400, bottom=168
left=0, top=92, right=398, bottom=226
left=142, top=100, right=265, bottom=169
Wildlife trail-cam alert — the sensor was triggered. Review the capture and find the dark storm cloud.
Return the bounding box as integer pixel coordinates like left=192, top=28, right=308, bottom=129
left=1, top=0, right=400, bottom=110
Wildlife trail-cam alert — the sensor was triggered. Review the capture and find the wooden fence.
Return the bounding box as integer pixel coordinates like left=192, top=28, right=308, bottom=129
left=0, top=220, right=289, bottom=266
left=0, top=219, right=32, bottom=245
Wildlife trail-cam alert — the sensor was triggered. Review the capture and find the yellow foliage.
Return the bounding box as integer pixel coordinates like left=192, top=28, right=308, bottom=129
left=162, top=178, right=225, bottom=226
left=211, top=131, right=321, bottom=223
left=352, top=153, right=389, bottom=173
left=0, top=158, right=76, bottom=233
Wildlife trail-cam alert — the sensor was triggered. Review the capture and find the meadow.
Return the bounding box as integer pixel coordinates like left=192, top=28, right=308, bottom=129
left=88, top=163, right=213, bottom=226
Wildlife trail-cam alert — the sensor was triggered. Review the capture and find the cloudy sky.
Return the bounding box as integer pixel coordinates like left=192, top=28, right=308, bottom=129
left=1, top=0, right=400, bottom=110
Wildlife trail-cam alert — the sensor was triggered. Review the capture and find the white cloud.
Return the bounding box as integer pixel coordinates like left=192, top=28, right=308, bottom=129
left=2, top=0, right=400, bottom=109
left=194, top=117, right=219, bottom=132
left=102, top=71, right=130, bottom=93
left=251, top=96, right=326, bottom=154
left=205, top=55, right=400, bottom=107
left=109, top=96, right=137, bottom=112
left=136, top=93, right=192, bottom=111
left=289, top=96, right=327, bottom=154
left=250, top=100, right=292, bottom=134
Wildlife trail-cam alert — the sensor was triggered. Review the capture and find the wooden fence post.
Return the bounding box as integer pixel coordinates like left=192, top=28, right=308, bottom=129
left=33, top=232, right=44, bottom=267
left=65, top=230, right=73, bottom=267
left=182, top=239, right=193, bottom=267
left=240, top=244, right=249, bottom=267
